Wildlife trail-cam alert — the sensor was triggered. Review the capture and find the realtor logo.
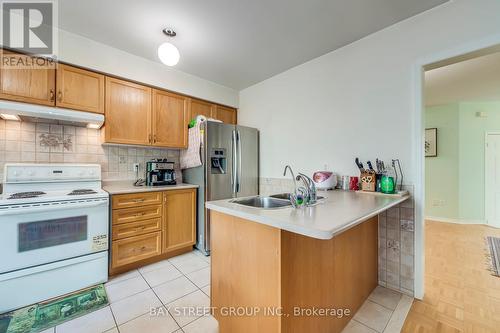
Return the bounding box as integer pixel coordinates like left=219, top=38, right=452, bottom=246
left=1, top=1, right=55, bottom=55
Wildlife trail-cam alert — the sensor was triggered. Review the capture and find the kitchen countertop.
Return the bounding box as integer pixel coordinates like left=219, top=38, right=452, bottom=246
left=103, top=180, right=199, bottom=195
left=206, top=190, right=408, bottom=240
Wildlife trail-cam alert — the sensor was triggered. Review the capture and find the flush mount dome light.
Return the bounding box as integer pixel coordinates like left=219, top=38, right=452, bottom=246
left=158, top=28, right=180, bottom=66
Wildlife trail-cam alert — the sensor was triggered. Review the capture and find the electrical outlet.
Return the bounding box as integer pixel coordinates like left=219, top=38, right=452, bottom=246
left=432, top=199, right=446, bottom=207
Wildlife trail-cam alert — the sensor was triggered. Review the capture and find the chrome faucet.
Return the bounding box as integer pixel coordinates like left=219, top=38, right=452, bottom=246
left=283, top=165, right=297, bottom=191
left=296, top=173, right=317, bottom=205
left=283, top=166, right=317, bottom=207
left=283, top=165, right=298, bottom=207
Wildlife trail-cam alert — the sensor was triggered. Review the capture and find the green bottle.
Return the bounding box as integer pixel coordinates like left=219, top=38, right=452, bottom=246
left=380, top=175, right=395, bottom=194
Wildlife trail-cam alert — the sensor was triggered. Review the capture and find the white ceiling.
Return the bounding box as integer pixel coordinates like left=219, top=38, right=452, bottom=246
left=59, top=0, right=447, bottom=90
left=425, top=51, right=500, bottom=106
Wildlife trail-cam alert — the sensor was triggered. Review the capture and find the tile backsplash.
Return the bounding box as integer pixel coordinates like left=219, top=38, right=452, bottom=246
left=259, top=177, right=415, bottom=297
left=0, top=119, right=181, bottom=181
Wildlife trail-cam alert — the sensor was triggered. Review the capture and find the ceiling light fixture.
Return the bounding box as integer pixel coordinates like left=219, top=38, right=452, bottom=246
left=158, top=28, right=180, bottom=66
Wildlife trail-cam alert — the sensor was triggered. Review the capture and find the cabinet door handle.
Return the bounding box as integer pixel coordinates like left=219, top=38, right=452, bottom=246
left=49, top=89, right=55, bottom=102
left=57, top=90, right=63, bottom=102
left=153, top=134, right=157, bottom=144
left=148, top=134, right=152, bottom=144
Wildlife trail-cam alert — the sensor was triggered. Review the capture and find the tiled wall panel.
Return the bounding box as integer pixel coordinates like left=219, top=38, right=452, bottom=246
left=0, top=120, right=181, bottom=181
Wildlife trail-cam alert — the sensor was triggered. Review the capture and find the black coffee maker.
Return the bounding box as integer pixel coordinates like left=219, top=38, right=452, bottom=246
left=146, top=159, right=176, bottom=186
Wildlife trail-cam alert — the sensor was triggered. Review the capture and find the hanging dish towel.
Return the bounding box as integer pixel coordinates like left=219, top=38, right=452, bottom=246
left=180, top=115, right=206, bottom=169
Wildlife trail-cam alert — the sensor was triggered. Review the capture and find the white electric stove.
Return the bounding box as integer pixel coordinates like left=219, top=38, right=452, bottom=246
left=0, top=163, right=109, bottom=313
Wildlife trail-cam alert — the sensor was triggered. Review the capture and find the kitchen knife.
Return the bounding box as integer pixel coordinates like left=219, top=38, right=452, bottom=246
left=355, top=158, right=365, bottom=172
left=367, top=161, right=374, bottom=171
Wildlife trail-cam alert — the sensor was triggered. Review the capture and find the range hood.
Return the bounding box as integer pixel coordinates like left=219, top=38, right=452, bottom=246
left=0, top=100, right=104, bottom=128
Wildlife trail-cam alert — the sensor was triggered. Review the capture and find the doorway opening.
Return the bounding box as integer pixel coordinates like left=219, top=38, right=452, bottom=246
left=404, top=46, right=500, bottom=331
left=486, top=132, right=500, bottom=227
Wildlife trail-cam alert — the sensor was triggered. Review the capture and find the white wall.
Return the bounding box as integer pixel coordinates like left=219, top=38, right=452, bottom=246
left=238, top=0, right=500, bottom=183
left=58, top=30, right=238, bottom=107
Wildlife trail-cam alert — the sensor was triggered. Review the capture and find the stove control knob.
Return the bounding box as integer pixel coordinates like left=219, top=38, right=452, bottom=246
left=27, top=171, right=34, bottom=177
left=89, top=170, right=95, bottom=175
left=13, top=171, right=20, bottom=177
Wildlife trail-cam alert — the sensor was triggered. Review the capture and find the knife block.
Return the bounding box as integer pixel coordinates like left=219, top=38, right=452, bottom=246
left=360, top=170, right=376, bottom=192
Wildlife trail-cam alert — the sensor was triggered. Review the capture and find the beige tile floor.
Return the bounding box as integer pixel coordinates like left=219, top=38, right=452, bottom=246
left=41, top=250, right=215, bottom=333
left=39, top=249, right=411, bottom=333
left=342, top=286, right=414, bottom=333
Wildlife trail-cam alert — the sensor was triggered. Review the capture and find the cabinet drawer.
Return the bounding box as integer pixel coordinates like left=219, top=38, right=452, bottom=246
left=111, top=232, right=162, bottom=268
left=112, top=205, right=162, bottom=225
left=112, top=218, right=161, bottom=240
left=112, top=192, right=162, bottom=209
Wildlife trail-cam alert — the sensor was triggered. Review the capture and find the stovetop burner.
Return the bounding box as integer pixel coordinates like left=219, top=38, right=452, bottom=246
left=68, top=189, right=98, bottom=196
left=8, top=191, right=46, bottom=199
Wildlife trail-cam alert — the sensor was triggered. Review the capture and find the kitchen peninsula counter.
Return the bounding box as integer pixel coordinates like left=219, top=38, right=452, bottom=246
left=206, top=190, right=409, bottom=333
left=206, top=190, right=408, bottom=239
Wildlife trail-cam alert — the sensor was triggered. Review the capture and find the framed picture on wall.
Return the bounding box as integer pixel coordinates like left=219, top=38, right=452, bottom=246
left=425, top=128, right=437, bottom=157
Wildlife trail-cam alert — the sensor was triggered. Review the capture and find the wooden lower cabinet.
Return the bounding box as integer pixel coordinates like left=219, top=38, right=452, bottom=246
left=112, top=218, right=162, bottom=240
left=163, top=189, right=196, bottom=252
left=211, top=211, right=378, bottom=333
left=111, top=232, right=162, bottom=268
left=109, top=188, right=197, bottom=275
left=111, top=191, right=162, bottom=209
left=112, top=204, right=162, bottom=225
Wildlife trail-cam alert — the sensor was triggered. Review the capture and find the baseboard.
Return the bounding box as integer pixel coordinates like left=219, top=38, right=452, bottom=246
left=425, top=216, right=487, bottom=225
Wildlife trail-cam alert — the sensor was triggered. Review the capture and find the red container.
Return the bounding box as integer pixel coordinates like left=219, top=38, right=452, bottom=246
left=349, top=176, right=359, bottom=191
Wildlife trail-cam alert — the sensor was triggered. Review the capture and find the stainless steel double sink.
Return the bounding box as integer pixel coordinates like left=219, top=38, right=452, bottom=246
left=230, top=195, right=292, bottom=209
left=230, top=193, right=325, bottom=209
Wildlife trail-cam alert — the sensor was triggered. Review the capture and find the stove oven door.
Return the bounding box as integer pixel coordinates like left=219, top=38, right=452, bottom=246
left=0, top=198, right=109, bottom=273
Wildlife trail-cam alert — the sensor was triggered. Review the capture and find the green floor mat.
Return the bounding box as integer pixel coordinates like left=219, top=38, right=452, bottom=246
left=0, top=284, right=108, bottom=333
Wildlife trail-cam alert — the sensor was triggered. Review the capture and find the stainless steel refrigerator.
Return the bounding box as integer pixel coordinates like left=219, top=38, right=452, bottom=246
left=182, top=121, right=259, bottom=255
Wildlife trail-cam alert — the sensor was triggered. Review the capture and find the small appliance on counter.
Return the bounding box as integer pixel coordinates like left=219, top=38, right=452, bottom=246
left=146, top=159, right=176, bottom=186
left=312, top=171, right=337, bottom=190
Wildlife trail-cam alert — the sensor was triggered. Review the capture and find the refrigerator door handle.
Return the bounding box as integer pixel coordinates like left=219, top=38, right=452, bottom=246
left=237, top=130, right=242, bottom=193
left=232, top=129, right=238, bottom=194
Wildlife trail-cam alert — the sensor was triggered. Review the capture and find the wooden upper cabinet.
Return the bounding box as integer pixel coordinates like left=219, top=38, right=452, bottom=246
left=190, top=98, right=214, bottom=120
left=163, top=189, right=196, bottom=253
left=0, top=52, right=55, bottom=106
left=104, top=77, right=152, bottom=145
left=152, top=89, right=189, bottom=148
left=214, top=105, right=237, bottom=124
left=56, top=64, right=104, bottom=114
